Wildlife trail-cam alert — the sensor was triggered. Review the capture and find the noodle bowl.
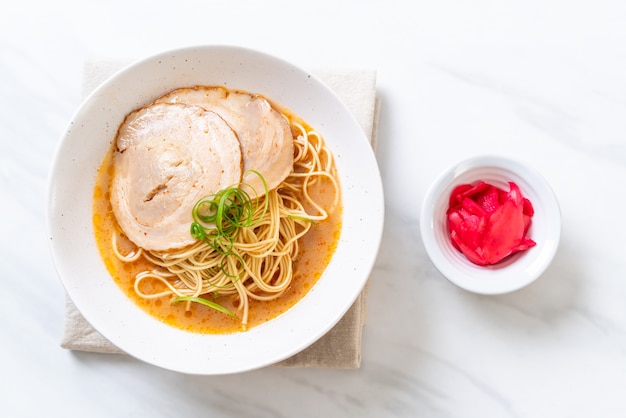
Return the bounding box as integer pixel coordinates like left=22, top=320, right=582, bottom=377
left=48, top=45, right=383, bottom=373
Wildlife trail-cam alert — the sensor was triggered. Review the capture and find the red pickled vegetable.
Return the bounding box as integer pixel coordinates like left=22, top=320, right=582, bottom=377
left=447, top=181, right=536, bottom=266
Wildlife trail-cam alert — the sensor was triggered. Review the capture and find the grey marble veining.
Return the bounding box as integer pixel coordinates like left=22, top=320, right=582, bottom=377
left=2, top=1, right=626, bottom=417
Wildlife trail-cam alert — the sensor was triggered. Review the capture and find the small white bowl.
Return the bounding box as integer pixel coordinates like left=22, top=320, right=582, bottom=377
left=420, top=155, right=561, bottom=294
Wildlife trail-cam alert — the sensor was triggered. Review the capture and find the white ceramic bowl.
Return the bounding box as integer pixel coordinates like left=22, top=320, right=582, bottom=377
left=46, top=45, right=384, bottom=374
left=420, top=155, right=560, bottom=294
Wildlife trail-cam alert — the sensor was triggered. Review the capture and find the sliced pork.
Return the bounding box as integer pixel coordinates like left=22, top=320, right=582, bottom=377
left=110, top=102, right=242, bottom=251
left=155, top=86, right=294, bottom=196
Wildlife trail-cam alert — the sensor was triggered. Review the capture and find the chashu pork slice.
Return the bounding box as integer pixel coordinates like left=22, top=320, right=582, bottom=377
left=111, top=102, right=242, bottom=251
left=154, top=86, right=294, bottom=197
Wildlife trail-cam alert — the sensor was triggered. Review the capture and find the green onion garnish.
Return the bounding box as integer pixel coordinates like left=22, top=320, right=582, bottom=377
left=190, top=170, right=269, bottom=254
left=171, top=295, right=236, bottom=318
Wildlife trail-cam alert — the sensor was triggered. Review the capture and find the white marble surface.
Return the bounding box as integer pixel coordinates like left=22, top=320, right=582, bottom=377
left=2, top=0, right=626, bottom=416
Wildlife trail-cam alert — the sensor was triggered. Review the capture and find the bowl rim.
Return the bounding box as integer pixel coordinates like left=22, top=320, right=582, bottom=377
left=46, top=45, right=384, bottom=374
left=420, top=154, right=561, bottom=294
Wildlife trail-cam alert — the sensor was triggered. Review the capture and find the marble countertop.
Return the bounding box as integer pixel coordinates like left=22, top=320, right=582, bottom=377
left=2, top=1, right=626, bottom=416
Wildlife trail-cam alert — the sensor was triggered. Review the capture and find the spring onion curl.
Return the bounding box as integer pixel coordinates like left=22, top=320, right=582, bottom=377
left=112, top=121, right=340, bottom=330
left=190, top=170, right=269, bottom=256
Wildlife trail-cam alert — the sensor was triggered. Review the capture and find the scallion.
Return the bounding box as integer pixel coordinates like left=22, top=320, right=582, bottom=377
left=171, top=295, right=236, bottom=318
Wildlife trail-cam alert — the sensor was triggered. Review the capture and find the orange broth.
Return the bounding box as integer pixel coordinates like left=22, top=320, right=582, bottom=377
left=93, top=109, right=342, bottom=334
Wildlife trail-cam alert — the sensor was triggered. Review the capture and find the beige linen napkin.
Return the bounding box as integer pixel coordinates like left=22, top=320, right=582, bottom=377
left=61, top=61, right=379, bottom=369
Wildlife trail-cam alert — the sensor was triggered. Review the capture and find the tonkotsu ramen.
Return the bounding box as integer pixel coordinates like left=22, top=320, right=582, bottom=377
left=92, top=86, right=342, bottom=334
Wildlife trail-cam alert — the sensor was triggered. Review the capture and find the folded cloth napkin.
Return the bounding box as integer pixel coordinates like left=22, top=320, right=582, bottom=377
left=61, top=60, right=379, bottom=369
